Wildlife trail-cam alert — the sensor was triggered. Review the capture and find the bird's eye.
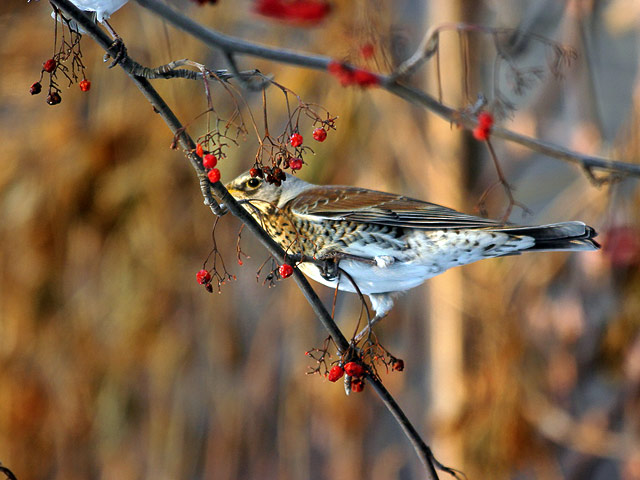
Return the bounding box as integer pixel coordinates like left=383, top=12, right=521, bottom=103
left=246, top=178, right=261, bottom=189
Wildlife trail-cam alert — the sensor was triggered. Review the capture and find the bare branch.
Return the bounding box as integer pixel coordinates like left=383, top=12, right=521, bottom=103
left=130, top=0, right=640, bottom=179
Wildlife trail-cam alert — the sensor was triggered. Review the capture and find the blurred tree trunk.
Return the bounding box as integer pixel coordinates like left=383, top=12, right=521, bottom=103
left=422, top=0, right=476, bottom=468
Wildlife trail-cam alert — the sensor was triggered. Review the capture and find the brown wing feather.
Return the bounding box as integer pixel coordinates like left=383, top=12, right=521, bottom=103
left=287, top=186, right=501, bottom=230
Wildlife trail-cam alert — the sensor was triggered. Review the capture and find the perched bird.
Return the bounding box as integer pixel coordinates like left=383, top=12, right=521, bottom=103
left=63, top=0, right=128, bottom=23
left=226, top=171, right=599, bottom=329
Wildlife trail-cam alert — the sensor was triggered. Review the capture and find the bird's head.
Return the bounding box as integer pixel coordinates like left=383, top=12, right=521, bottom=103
left=225, top=170, right=314, bottom=214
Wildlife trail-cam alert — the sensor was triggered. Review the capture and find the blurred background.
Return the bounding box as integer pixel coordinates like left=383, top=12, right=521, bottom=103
left=1, top=0, right=640, bottom=478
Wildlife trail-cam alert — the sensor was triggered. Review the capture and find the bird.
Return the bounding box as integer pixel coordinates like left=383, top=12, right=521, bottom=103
left=62, top=0, right=128, bottom=24
left=225, top=170, right=600, bottom=332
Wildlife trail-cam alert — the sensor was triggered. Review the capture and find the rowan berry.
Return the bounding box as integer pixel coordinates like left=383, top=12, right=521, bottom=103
left=290, top=133, right=303, bottom=147
left=473, top=126, right=490, bottom=141
left=344, top=361, right=365, bottom=377
left=478, top=111, right=494, bottom=128
left=392, top=358, right=405, bottom=372
left=79, top=79, right=91, bottom=92
left=43, top=58, right=56, bottom=73
left=360, top=43, right=375, bottom=59
left=327, top=365, right=344, bottom=382
left=195, top=143, right=204, bottom=157
left=46, top=92, right=61, bottom=105
left=207, top=168, right=221, bottom=183
left=203, top=153, right=217, bottom=169
left=30, top=82, right=42, bottom=95
left=273, top=167, right=285, bottom=181
left=289, top=158, right=303, bottom=170
left=312, top=127, right=327, bottom=142
left=196, top=269, right=211, bottom=285
left=250, top=167, right=260, bottom=177
left=279, top=264, right=293, bottom=278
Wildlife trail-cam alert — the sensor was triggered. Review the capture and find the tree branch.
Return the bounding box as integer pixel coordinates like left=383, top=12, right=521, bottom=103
left=47, top=1, right=444, bottom=477
left=132, top=0, right=640, bottom=179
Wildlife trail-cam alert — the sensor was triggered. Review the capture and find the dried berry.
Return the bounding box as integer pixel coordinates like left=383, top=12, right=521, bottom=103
left=46, top=91, right=62, bottom=105
left=30, top=82, right=42, bottom=95
left=273, top=167, right=285, bottom=181
left=43, top=58, right=56, bottom=73
left=392, top=358, right=405, bottom=372
left=350, top=377, right=365, bottom=393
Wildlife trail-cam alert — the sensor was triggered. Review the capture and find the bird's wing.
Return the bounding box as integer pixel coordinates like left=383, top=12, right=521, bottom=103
left=287, top=186, right=502, bottom=229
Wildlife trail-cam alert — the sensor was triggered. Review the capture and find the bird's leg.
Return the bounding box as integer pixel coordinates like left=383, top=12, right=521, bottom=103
left=102, top=20, right=127, bottom=68
left=353, top=311, right=389, bottom=343
left=353, top=293, right=395, bottom=343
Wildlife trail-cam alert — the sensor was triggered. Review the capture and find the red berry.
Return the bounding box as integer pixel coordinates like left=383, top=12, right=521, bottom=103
left=392, top=359, right=405, bottom=372
left=250, top=167, right=260, bottom=177
left=352, top=68, right=379, bottom=87
left=289, top=158, right=303, bottom=170
left=350, top=378, right=365, bottom=393
left=30, top=82, right=42, bottom=95
left=207, top=168, right=221, bottom=183
left=360, top=43, right=375, bottom=59
left=79, top=79, right=91, bottom=92
left=46, top=92, right=61, bottom=105
left=344, top=361, right=365, bottom=377
left=312, top=127, right=327, bottom=142
left=289, top=133, right=303, bottom=147
left=473, top=126, right=490, bottom=141
left=478, top=111, right=494, bottom=128
left=196, top=143, right=204, bottom=157
left=203, top=153, right=217, bottom=169
left=278, top=264, right=293, bottom=278
left=196, top=269, right=211, bottom=285
left=43, top=58, right=56, bottom=73
left=327, top=365, right=344, bottom=382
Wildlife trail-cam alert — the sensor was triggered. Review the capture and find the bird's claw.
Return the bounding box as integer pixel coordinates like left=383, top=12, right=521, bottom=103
left=103, top=37, right=127, bottom=68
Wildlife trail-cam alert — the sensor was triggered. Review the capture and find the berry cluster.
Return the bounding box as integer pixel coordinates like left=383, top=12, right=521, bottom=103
left=195, top=143, right=222, bottom=184
left=252, top=125, right=330, bottom=185
left=473, top=111, right=494, bottom=141
left=327, top=361, right=367, bottom=392
left=30, top=18, right=90, bottom=106
left=250, top=165, right=287, bottom=186
left=196, top=269, right=214, bottom=293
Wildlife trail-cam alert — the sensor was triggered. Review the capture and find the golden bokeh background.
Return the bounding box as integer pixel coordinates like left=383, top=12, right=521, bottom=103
left=1, top=0, right=639, bottom=479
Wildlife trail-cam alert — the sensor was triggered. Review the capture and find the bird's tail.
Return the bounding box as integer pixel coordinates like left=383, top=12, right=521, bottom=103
left=497, top=221, right=600, bottom=252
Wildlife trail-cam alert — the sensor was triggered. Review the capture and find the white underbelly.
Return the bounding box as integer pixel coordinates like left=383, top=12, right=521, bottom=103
left=297, top=259, right=440, bottom=295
